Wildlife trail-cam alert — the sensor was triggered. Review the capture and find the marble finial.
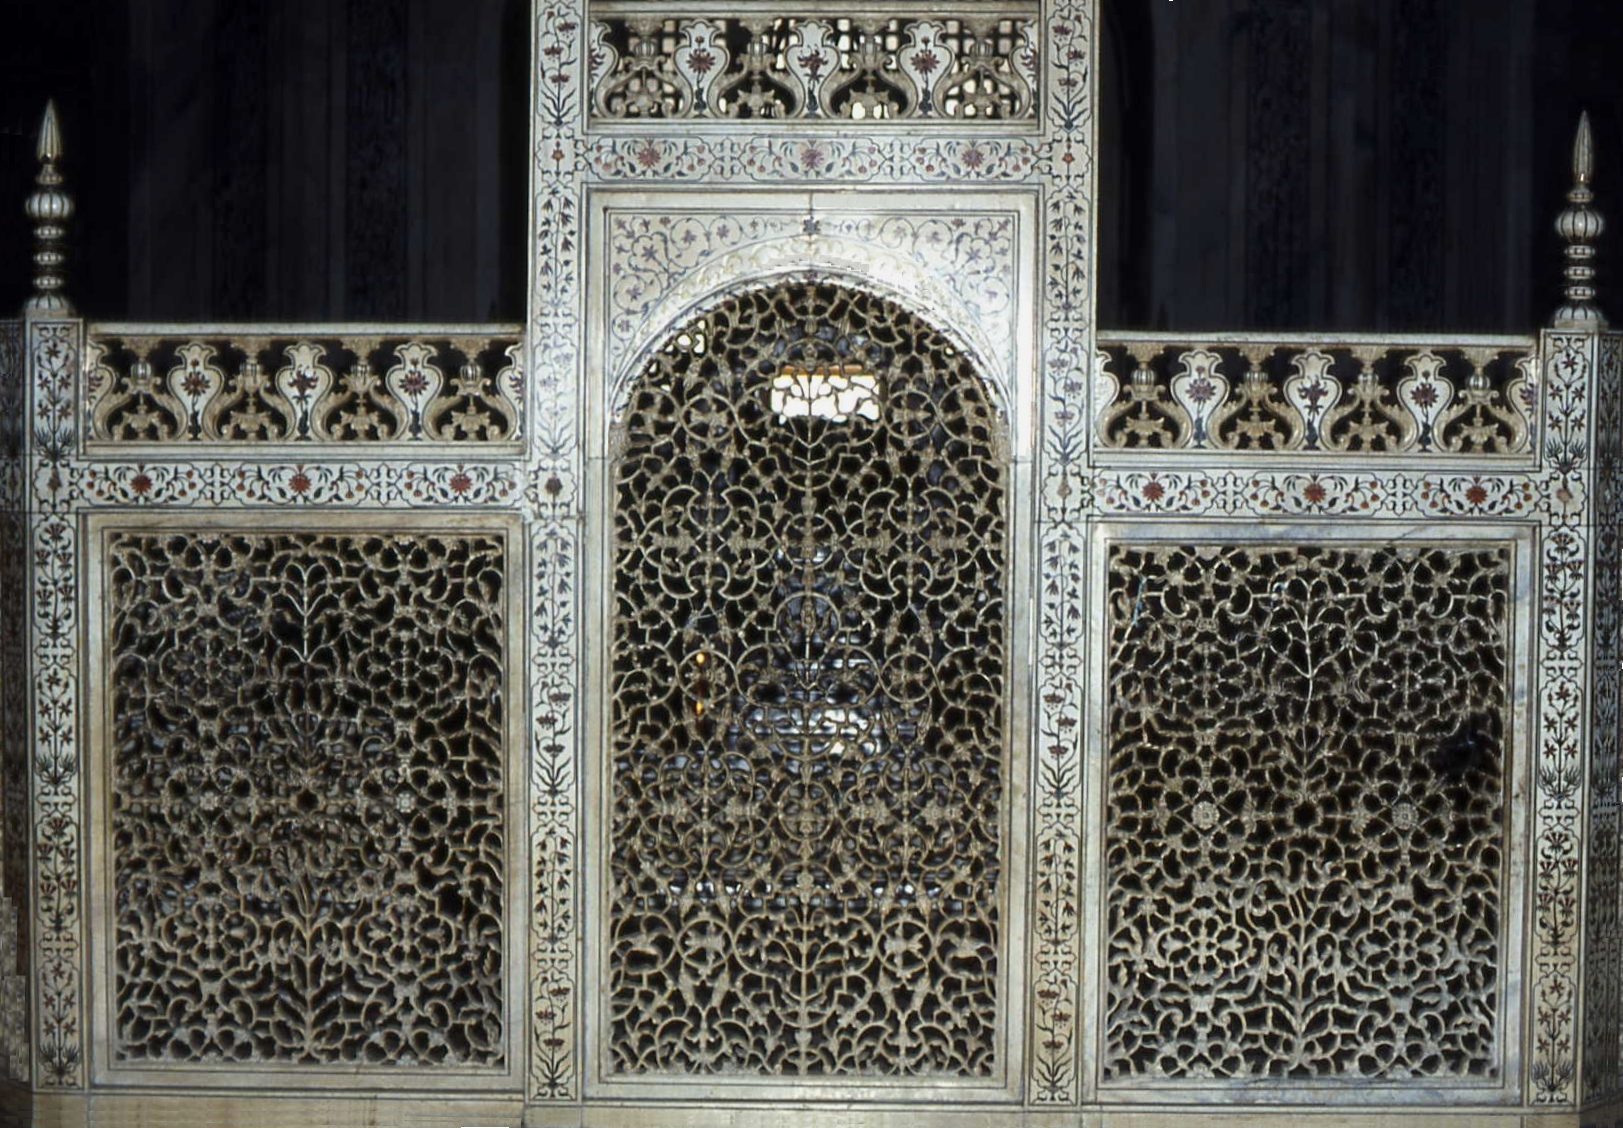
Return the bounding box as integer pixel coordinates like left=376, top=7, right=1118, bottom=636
left=1553, top=112, right=1607, bottom=329
left=25, top=99, right=73, bottom=313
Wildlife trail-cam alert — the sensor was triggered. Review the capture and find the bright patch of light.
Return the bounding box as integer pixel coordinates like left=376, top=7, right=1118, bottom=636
left=772, top=365, right=880, bottom=422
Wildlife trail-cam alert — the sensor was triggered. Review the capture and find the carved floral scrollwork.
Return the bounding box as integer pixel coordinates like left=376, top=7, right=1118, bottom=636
left=1105, top=543, right=1509, bottom=1081
left=85, top=331, right=524, bottom=444
left=590, top=15, right=1040, bottom=123
left=610, top=282, right=1006, bottom=1076
left=1095, top=339, right=1538, bottom=456
left=108, top=530, right=509, bottom=1066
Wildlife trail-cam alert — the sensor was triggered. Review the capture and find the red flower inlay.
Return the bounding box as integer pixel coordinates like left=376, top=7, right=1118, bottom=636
left=1410, top=384, right=1439, bottom=409
left=911, top=49, right=940, bottom=76
left=635, top=143, right=661, bottom=168
left=289, top=471, right=312, bottom=494
left=181, top=367, right=211, bottom=397
left=1303, top=482, right=1326, bottom=504
left=450, top=472, right=473, bottom=494
left=1465, top=484, right=1489, bottom=505
left=400, top=370, right=429, bottom=396
left=130, top=472, right=152, bottom=495
left=1142, top=481, right=1165, bottom=502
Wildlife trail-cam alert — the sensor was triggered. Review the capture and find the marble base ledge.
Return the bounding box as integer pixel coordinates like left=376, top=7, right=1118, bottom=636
left=0, top=1098, right=1604, bottom=1128
left=527, top=1106, right=1594, bottom=1128
left=2, top=1092, right=525, bottom=1128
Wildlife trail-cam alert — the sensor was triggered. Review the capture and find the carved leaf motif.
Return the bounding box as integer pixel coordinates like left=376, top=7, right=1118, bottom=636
left=1169, top=348, right=1231, bottom=447
left=274, top=341, right=336, bottom=441
left=1397, top=351, right=1455, bottom=448
left=588, top=21, right=621, bottom=117
left=166, top=342, right=226, bottom=440
left=1281, top=349, right=1341, bottom=449
left=385, top=342, right=446, bottom=440
left=673, top=19, right=731, bottom=116
left=897, top=21, right=956, bottom=118
left=784, top=20, right=839, bottom=117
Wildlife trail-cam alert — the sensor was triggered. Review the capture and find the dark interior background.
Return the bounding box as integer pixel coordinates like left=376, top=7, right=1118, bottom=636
left=0, top=0, right=1618, bottom=331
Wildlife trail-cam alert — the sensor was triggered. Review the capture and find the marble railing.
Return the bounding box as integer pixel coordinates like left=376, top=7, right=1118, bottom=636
left=82, top=324, right=524, bottom=445
left=1094, top=332, right=1540, bottom=457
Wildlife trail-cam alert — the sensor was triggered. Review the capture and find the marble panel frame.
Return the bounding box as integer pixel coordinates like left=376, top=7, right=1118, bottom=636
left=1082, top=518, right=1538, bottom=1107
left=580, top=188, right=1041, bottom=1103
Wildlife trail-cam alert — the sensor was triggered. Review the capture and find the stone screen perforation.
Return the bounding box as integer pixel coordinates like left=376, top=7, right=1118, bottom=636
left=609, top=282, right=1007, bottom=1077
left=107, top=530, right=508, bottom=1068
left=1103, top=542, right=1509, bottom=1082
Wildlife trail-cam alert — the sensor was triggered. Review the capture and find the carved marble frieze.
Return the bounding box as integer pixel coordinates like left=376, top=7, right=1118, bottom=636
left=1094, top=336, right=1539, bottom=458
left=92, top=523, right=515, bottom=1077
left=83, top=328, right=523, bottom=445
left=1100, top=540, right=1517, bottom=1089
left=588, top=9, right=1039, bottom=124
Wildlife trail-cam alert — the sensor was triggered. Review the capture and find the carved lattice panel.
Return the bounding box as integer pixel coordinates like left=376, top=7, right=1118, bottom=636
left=106, top=529, right=509, bottom=1068
left=609, top=282, right=1007, bottom=1077
left=1103, top=542, right=1509, bottom=1082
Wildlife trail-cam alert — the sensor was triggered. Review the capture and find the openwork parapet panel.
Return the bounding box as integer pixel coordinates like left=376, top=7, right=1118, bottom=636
left=589, top=12, right=1038, bottom=122
left=106, top=530, right=509, bottom=1067
left=1104, top=543, right=1509, bottom=1081
left=1095, top=337, right=1537, bottom=455
left=610, top=282, right=1007, bottom=1077
left=85, top=328, right=523, bottom=443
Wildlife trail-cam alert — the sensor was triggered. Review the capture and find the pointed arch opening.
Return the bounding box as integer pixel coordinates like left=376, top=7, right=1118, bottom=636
left=606, top=280, right=1009, bottom=1078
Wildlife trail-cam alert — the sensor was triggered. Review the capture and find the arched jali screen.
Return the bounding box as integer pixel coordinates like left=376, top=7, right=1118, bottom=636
left=608, top=281, right=1008, bottom=1078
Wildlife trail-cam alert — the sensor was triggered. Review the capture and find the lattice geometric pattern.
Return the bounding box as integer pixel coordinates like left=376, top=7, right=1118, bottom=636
left=1104, top=543, right=1509, bottom=1081
left=609, top=282, right=1007, bottom=1076
left=107, top=530, right=508, bottom=1067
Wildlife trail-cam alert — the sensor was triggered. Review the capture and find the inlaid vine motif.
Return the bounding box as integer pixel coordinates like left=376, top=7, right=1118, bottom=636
left=609, top=282, right=1007, bottom=1076
left=107, top=530, right=509, bottom=1067
left=1104, top=543, right=1509, bottom=1082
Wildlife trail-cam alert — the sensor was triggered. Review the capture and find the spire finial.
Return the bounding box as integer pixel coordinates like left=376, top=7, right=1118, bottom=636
left=1553, top=111, right=1607, bottom=329
left=36, top=99, right=62, bottom=168
left=25, top=99, right=73, bottom=314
